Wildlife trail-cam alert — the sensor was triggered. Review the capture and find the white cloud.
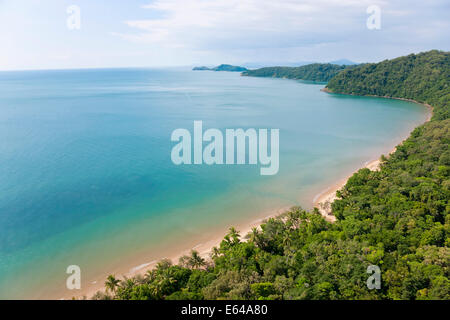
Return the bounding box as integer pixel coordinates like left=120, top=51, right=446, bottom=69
left=119, top=0, right=380, bottom=50
left=106, top=0, right=450, bottom=64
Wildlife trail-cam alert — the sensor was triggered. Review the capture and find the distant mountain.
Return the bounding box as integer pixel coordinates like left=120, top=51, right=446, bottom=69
left=193, top=64, right=248, bottom=72
left=192, top=66, right=211, bottom=71
left=242, top=61, right=313, bottom=69
left=328, top=59, right=357, bottom=65
left=243, top=60, right=357, bottom=68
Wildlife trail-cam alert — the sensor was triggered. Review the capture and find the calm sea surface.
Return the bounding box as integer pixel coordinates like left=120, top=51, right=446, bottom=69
left=0, top=68, right=429, bottom=298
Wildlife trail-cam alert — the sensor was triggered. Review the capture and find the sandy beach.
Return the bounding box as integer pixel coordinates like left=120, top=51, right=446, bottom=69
left=67, top=148, right=385, bottom=299
left=313, top=98, right=433, bottom=221
left=63, top=206, right=290, bottom=300
left=313, top=153, right=384, bottom=222
left=66, top=154, right=395, bottom=299
left=59, top=97, right=433, bottom=300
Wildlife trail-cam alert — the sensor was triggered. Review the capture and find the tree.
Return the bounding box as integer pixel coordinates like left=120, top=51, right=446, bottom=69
left=105, top=275, right=121, bottom=294
left=188, top=250, right=206, bottom=269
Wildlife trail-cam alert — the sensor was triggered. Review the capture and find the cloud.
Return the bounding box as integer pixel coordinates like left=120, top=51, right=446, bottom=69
left=118, top=0, right=378, bottom=48
left=112, top=0, right=450, bottom=63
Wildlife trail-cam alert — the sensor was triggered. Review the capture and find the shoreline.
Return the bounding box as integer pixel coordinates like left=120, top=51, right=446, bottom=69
left=320, top=87, right=434, bottom=116
left=61, top=91, right=433, bottom=300
left=64, top=206, right=291, bottom=300
left=315, top=90, right=433, bottom=220
left=313, top=149, right=389, bottom=222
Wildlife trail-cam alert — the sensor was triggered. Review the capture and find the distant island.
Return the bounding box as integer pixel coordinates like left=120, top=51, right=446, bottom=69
left=193, top=64, right=248, bottom=72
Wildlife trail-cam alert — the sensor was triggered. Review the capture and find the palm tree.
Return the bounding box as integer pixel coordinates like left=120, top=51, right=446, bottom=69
left=188, top=250, right=206, bottom=269
left=144, top=269, right=156, bottom=283
left=152, top=268, right=177, bottom=298
left=210, top=246, right=220, bottom=259
left=120, top=276, right=136, bottom=290
left=248, top=227, right=259, bottom=243
left=228, top=227, right=241, bottom=245
left=286, top=210, right=301, bottom=229
left=105, top=275, right=121, bottom=294
left=161, top=268, right=177, bottom=286
left=249, top=227, right=267, bottom=249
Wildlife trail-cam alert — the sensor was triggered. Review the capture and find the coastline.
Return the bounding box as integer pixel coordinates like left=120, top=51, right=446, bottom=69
left=61, top=91, right=433, bottom=300
left=315, top=89, right=433, bottom=220
left=313, top=150, right=387, bottom=222
left=320, top=87, right=434, bottom=115
left=64, top=206, right=291, bottom=300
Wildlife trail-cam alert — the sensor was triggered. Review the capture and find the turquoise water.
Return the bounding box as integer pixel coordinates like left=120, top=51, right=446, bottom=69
left=0, top=68, right=429, bottom=298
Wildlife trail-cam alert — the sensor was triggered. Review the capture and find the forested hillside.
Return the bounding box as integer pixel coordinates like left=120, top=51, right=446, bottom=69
left=242, top=63, right=355, bottom=82
left=93, top=51, right=449, bottom=301
left=327, top=50, right=450, bottom=120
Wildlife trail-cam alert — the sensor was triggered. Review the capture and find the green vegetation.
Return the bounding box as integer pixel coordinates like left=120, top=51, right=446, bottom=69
left=326, top=50, right=450, bottom=120
left=93, top=51, right=449, bottom=300
left=193, top=64, right=248, bottom=72
left=242, top=63, right=356, bottom=82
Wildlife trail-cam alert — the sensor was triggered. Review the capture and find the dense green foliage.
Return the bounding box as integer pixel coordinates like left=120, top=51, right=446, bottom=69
left=242, top=63, right=355, bottom=82
left=327, top=50, right=450, bottom=120
left=93, top=51, right=449, bottom=300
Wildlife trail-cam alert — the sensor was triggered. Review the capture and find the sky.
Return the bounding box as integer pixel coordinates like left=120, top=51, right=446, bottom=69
left=0, top=0, right=449, bottom=70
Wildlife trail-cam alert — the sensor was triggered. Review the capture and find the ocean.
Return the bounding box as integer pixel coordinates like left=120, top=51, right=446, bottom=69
left=0, top=68, right=429, bottom=298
